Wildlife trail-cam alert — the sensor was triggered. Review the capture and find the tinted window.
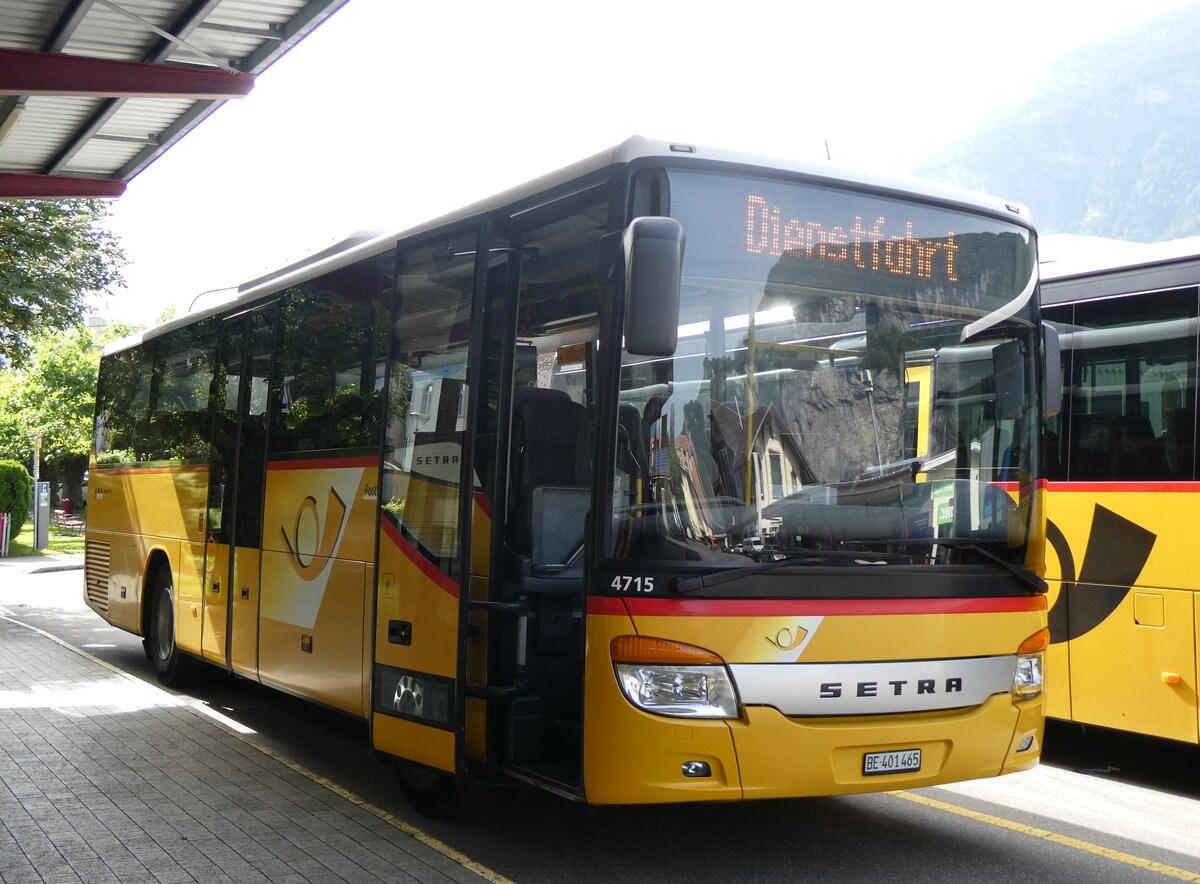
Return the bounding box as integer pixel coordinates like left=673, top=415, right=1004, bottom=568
left=143, top=321, right=218, bottom=462
left=381, top=232, right=476, bottom=579
left=1053, top=288, right=1199, bottom=481
left=94, top=322, right=217, bottom=464
left=94, top=348, right=144, bottom=463
left=269, top=255, right=392, bottom=453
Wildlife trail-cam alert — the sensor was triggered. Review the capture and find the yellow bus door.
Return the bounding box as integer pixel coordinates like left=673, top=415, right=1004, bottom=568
left=484, top=196, right=609, bottom=796
left=203, top=305, right=275, bottom=676
left=372, top=227, right=483, bottom=776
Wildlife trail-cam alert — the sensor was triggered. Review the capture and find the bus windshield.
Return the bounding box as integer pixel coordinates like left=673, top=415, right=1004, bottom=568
left=607, top=169, right=1040, bottom=570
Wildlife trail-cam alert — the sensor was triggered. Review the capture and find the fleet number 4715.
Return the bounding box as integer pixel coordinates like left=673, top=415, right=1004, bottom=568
left=611, top=575, right=655, bottom=593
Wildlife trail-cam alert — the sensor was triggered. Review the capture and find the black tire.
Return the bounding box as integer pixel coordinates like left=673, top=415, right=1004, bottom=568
left=394, top=762, right=482, bottom=820
left=148, top=567, right=196, bottom=687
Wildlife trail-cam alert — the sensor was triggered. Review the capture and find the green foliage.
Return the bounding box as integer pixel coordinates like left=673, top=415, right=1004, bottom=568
left=381, top=497, right=406, bottom=521
left=95, top=449, right=133, bottom=465
left=0, top=459, right=32, bottom=535
left=0, top=324, right=128, bottom=466
left=0, top=199, right=126, bottom=366
left=0, top=321, right=135, bottom=507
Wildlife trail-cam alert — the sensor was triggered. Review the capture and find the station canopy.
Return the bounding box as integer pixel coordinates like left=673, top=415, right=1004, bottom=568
left=0, top=0, right=348, bottom=199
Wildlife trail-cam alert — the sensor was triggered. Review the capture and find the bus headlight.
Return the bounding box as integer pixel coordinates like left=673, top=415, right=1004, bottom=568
left=1011, top=627, right=1048, bottom=699
left=1012, top=652, right=1044, bottom=699
left=611, top=635, right=740, bottom=719
left=615, top=663, right=739, bottom=718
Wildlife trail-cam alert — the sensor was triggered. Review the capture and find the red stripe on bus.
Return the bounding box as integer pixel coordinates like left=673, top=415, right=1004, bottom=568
left=1044, top=480, right=1200, bottom=493
left=474, top=492, right=493, bottom=519
left=613, top=595, right=1046, bottom=618
left=267, top=456, right=377, bottom=471
left=587, top=596, right=630, bottom=616
left=991, top=479, right=1049, bottom=493
left=379, top=516, right=460, bottom=598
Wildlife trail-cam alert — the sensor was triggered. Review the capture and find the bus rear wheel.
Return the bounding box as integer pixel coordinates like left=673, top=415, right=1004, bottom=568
left=148, top=567, right=196, bottom=687
left=394, top=762, right=481, bottom=819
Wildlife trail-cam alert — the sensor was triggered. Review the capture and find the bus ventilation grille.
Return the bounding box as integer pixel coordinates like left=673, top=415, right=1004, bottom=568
left=85, top=540, right=111, bottom=615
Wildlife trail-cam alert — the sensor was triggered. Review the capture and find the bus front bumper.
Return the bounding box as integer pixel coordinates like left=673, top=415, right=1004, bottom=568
left=582, top=692, right=1043, bottom=805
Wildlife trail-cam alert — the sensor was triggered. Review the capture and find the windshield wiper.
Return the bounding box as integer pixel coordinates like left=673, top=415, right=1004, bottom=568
left=879, top=537, right=1046, bottom=593
left=672, top=549, right=905, bottom=594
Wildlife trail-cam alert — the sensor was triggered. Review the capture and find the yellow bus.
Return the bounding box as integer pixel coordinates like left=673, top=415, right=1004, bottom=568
left=86, top=138, right=1051, bottom=815
left=1041, top=236, right=1200, bottom=744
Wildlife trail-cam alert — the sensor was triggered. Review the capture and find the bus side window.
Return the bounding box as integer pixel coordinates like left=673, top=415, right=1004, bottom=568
left=1070, top=413, right=1113, bottom=480
left=1110, top=415, right=1165, bottom=480
left=1063, top=289, right=1198, bottom=482
left=1165, top=407, right=1196, bottom=479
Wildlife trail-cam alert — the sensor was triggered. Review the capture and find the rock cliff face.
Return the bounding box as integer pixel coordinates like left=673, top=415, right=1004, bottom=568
left=782, top=365, right=906, bottom=484
left=917, top=4, right=1200, bottom=241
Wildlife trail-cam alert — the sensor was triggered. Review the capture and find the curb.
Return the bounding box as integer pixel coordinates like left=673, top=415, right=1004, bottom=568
left=28, top=562, right=85, bottom=574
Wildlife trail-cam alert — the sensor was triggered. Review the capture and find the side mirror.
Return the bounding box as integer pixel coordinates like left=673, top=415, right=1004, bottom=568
left=623, top=217, right=684, bottom=356
left=992, top=339, right=1024, bottom=422
left=1042, top=322, right=1062, bottom=418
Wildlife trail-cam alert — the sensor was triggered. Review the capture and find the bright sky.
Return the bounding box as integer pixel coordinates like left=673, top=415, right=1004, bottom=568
left=102, top=0, right=1197, bottom=325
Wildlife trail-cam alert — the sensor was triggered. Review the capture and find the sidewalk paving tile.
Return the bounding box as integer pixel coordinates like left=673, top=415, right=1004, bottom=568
left=0, top=614, right=493, bottom=884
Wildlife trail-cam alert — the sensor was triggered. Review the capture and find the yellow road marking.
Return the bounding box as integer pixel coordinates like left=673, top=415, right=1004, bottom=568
left=2, top=614, right=513, bottom=884
left=893, top=790, right=1200, bottom=882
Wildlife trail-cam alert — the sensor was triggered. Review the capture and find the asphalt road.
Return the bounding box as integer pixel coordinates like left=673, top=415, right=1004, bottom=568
left=3, top=569, right=1199, bottom=883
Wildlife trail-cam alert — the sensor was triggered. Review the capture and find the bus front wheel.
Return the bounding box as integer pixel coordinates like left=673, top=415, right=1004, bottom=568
left=394, top=762, right=481, bottom=819
left=148, top=568, right=195, bottom=686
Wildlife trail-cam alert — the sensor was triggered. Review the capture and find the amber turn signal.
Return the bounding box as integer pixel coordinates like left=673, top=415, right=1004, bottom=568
left=1016, top=627, right=1050, bottom=654
left=610, top=635, right=723, bottom=665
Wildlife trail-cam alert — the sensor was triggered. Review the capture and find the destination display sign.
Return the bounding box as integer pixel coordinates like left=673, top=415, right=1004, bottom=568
left=665, top=169, right=1036, bottom=312
left=744, top=193, right=960, bottom=284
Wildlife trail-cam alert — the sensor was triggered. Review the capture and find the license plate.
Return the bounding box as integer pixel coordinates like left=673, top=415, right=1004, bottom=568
left=863, top=748, right=922, bottom=776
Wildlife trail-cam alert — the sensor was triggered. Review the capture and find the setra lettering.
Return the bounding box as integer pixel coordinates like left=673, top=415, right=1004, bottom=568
left=820, top=677, right=966, bottom=700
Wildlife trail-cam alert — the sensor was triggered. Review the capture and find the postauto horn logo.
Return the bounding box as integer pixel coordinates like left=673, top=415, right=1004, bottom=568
left=765, top=625, right=809, bottom=652
left=280, top=486, right=348, bottom=580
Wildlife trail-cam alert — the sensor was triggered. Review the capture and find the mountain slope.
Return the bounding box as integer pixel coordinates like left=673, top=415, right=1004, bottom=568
left=917, top=5, right=1200, bottom=241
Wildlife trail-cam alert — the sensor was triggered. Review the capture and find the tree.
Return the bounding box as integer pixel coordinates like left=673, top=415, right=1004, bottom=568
left=0, top=322, right=133, bottom=505
left=0, top=459, right=33, bottom=535
left=0, top=199, right=125, bottom=366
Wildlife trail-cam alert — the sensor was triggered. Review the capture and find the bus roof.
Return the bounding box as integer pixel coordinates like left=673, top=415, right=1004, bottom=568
left=108, top=136, right=1034, bottom=355
left=1040, top=233, right=1200, bottom=305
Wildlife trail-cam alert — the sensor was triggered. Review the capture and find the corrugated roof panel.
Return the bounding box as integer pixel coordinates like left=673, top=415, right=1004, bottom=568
left=63, top=143, right=145, bottom=175
left=0, top=0, right=71, bottom=49
left=102, top=97, right=198, bottom=138
left=190, top=0, right=312, bottom=66
left=64, top=1, right=172, bottom=61
left=209, top=0, right=310, bottom=28
left=63, top=137, right=146, bottom=175
left=182, top=30, right=263, bottom=66
left=0, top=95, right=103, bottom=169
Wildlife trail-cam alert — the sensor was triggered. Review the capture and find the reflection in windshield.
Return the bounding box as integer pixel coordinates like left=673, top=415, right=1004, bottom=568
left=607, top=171, right=1039, bottom=569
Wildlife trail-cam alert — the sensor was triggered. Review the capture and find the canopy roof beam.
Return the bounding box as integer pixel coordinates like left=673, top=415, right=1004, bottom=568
left=0, top=49, right=254, bottom=99
left=0, top=172, right=126, bottom=198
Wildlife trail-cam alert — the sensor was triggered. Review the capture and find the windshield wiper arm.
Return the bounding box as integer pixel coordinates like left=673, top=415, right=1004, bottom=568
left=672, top=549, right=904, bottom=594
left=880, top=537, right=1046, bottom=593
